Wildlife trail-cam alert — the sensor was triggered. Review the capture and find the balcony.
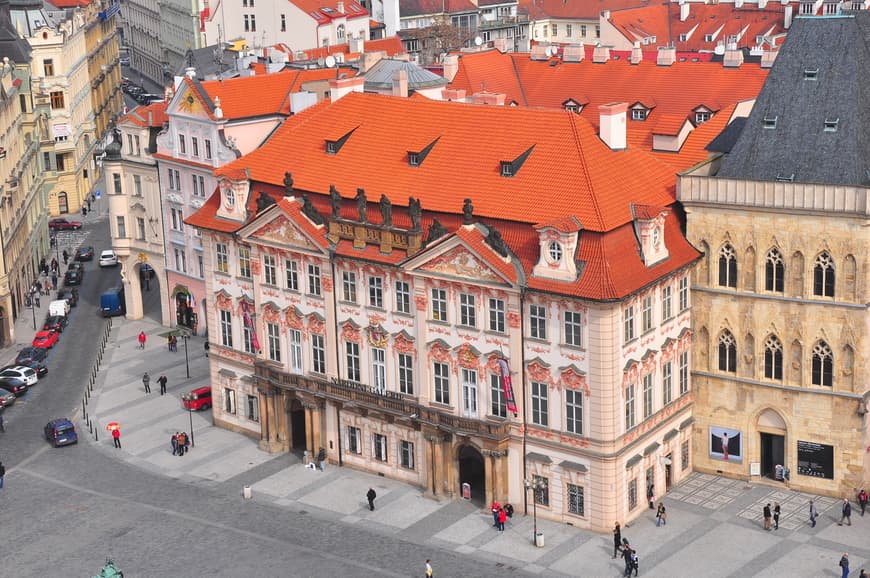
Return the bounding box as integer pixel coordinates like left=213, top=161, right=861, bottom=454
left=254, top=362, right=512, bottom=441
left=478, top=13, right=529, bottom=31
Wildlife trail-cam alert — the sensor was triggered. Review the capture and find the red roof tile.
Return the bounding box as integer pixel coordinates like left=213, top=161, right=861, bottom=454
left=400, top=0, right=477, bottom=17
left=292, top=36, right=404, bottom=61
left=519, top=0, right=648, bottom=20
left=288, top=0, right=369, bottom=22
left=121, top=102, right=169, bottom=128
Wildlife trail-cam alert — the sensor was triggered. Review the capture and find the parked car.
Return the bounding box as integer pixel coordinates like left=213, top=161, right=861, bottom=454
left=44, top=418, right=78, bottom=447
left=75, top=246, right=95, bottom=261
left=48, top=218, right=82, bottom=230
left=56, top=288, right=78, bottom=307
left=15, top=346, right=48, bottom=365
left=6, top=361, right=48, bottom=379
left=64, top=268, right=84, bottom=285
left=120, top=56, right=130, bottom=66
left=124, top=85, right=143, bottom=96
left=0, top=377, right=28, bottom=396
left=0, top=365, right=38, bottom=386
left=0, top=388, right=16, bottom=407
left=182, top=386, right=212, bottom=411
left=43, top=315, right=68, bottom=333
left=99, top=250, right=118, bottom=267
left=32, top=330, right=59, bottom=349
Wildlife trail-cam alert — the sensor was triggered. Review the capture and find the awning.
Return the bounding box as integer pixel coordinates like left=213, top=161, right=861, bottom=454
left=526, top=452, right=552, bottom=464
left=680, top=417, right=695, bottom=430
left=626, top=454, right=643, bottom=469
left=560, top=460, right=588, bottom=473
left=663, top=428, right=680, bottom=442
left=644, top=442, right=661, bottom=456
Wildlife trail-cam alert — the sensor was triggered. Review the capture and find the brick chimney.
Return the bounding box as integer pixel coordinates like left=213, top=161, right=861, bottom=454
left=784, top=5, right=794, bottom=29
left=592, top=45, right=610, bottom=63
left=329, top=76, right=365, bottom=100
left=392, top=69, right=408, bottom=97
left=680, top=0, right=690, bottom=21
left=657, top=45, right=676, bottom=66
left=337, top=0, right=344, bottom=12
left=760, top=49, right=777, bottom=69
left=442, top=54, right=459, bottom=82
left=723, top=48, right=744, bottom=68
left=599, top=102, right=627, bottom=150
left=441, top=88, right=466, bottom=101
left=470, top=92, right=506, bottom=105
left=758, top=0, right=768, bottom=8
left=360, top=50, right=385, bottom=73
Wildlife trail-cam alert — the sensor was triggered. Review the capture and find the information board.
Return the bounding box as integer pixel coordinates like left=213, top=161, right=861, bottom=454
left=797, top=440, right=834, bottom=479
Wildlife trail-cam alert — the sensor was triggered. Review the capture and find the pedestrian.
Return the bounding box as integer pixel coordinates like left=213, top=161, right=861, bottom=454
left=491, top=499, right=502, bottom=528
left=839, top=498, right=852, bottom=526
left=158, top=375, right=167, bottom=395
left=498, top=507, right=506, bottom=531
left=176, top=431, right=188, bottom=455
left=112, top=427, right=121, bottom=449
left=317, top=447, right=326, bottom=471
left=647, top=483, right=655, bottom=510
left=622, top=541, right=634, bottom=577
left=171, top=432, right=179, bottom=455
left=366, top=487, right=377, bottom=511
left=87, top=198, right=92, bottom=212
left=425, top=559, right=433, bottom=578
left=182, top=432, right=190, bottom=455
left=858, top=489, right=868, bottom=516
left=43, top=279, right=50, bottom=294
left=656, top=502, right=667, bottom=527
left=62, top=249, right=68, bottom=264
left=142, top=372, right=151, bottom=393
left=613, top=522, right=622, bottom=558
left=773, top=502, right=781, bottom=530
left=34, top=292, right=40, bottom=308
left=763, top=503, right=772, bottom=530
left=204, top=341, right=210, bottom=358
left=860, top=569, right=867, bottom=578
left=0, top=461, right=5, bottom=489
left=170, top=335, right=178, bottom=352
left=137, top=331, right=147, bottom=349
left=809, top=500, right=818, bottom=527
left=504, top=503, right=513, bottom=518
left=51, top=273, right=58, bottom=290
left=51, top=258, right=58, bottom=272
left=0, top=412, right=5, bottom=433
left=840, top=553, right=850, bottom=578
left=630, top=548, right=639, bottom=577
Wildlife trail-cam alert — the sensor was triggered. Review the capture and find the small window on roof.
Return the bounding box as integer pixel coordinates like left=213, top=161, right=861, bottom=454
left=408, top=153, right=419, bottom=166
left=824, top=118, right=839, bottom=132
left=631, top=108, right=647, bottom=121
left=763, top=116, right=777, bottom=129
left=804, top=68, right=819, bottom=80
left=704, top=34, right=714, bottom=42
left=501, top=162, right=513, bottom=177
left=326, top=141, right=338, bottom=154
left=679, top=34, right=688, bottom=42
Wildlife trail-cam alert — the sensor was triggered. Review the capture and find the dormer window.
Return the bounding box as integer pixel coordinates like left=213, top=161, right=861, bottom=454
left=695, top=111, right=710, bottom=124
left=499, top=145, right=535, bottom=178
left=548, top=241, right=562, bottom=263
left=562, top=99, right=583, bottom=114
left=763, top=116, right=778, bottom=129
left=500, top=162, right=513, bottom=177
left=631, top=108, right=647, bottom=121
left=408, top=153, right=420, bottom=166
left=326, top=141, right=338, bottom=154
left=225, top=188, right=235, bottom=207
left=407, top=137, right=439, bottom=167
left=324, top=127, right=356, bottom=155
left=823, top=118, right=839, bottom=132
left=704, top=34, right=714, bottom=42
left=679, top=33, right=688, bottom=42
left=804, top=68, right=819, bottom=80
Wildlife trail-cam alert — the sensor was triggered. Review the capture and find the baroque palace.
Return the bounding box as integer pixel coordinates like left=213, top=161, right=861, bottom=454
left=189, top=92, right=700, bottom=530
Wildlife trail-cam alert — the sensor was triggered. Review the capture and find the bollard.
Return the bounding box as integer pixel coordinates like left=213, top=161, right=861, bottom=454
left=82, top=399, right=86, bottom=414
left=95, top=429, right=98, bottom=442
left=243, top=486, right=252, bottom=499
left=88, top=421, right=92, bottom=434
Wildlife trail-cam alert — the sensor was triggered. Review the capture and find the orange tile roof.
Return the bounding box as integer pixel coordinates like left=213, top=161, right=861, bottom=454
left=288, top=0, right=369, bottom=23
left=519, top=0, right=648, bottom=20
left=293, top=36, right=405, bottom=61
left=195, top=72, right=298, bottom=118
left=121, top=102, right=168, bottom=127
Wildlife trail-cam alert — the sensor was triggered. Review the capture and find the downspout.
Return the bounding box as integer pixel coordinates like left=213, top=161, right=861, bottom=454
left=330, top=249, right=343, bottom=466
left=519, top=284, right=529, bottom=515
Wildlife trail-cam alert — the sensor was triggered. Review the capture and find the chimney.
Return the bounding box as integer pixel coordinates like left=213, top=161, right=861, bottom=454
left=680, top=0, right=690, bottom=21
left=337, top=0, right=344, bottom=12
left=592, top=45, right=610, bottom=63
left=392, top=69, right=408, bottom=97
left=442, top=54, right=459, bottom=81
left=784, top=5, right=793, bottom=29
left=657, top=45, right=676, bottom=66
left=758, top=0, right=768, bottom=8
left=630, top=42, right=643, bottom=64
left=441, top=87, right=466, bottom=101
left=760, top=49, right=777, bottom=68
left=470, top=92, right=506, bottom=105
left=734, top=0, right=743, bottom=8
left=598, top=102, right=627, bottom=150
left=349, top=34, right=364, bottom=53
left=723, top=48, right=744, bottom=68
left=360, top=50, right=385, bottom=73
left=328, top=75, right=365, bottom=100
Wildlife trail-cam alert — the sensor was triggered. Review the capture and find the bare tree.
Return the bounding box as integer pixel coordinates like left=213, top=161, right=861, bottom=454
left=405, top=16, right=474, bottom=65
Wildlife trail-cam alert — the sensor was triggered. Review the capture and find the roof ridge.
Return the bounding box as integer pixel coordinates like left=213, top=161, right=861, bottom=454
left=567, top=113, right=606, bottom=230
left=509, top=51, right=528, bottom=106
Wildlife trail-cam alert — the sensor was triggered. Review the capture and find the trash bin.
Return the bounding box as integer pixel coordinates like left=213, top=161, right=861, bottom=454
left=535, top=532, right=545, bottom=548
left=243, top=485, right=252, bottom=499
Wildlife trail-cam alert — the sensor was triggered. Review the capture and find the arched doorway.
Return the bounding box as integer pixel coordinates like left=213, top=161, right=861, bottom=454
left=757, top=409, right=787, bottom=479
left=458, top=444, right=486, bottom=505
left=289, top=399, right=307, bottom=454
left=173, top=287, right=196, bottom=332
left=134, top=261, right=161, bottom=322
left=58, top=191, right=68, bottom=214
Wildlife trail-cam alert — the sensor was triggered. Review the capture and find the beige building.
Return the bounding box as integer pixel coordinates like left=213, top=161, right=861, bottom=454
left=679, top=13, right=870, bottom=495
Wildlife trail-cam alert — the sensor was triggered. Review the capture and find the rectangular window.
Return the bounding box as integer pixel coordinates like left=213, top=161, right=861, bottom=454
left=170, top=208, right=183, bottom=231
left=215, top=243, right=228, bottom=273
left=489, top=298, right=505, bottom=332
left=311, top=334, right=326, bottom=373
left=267, top=322, right=281, bottom=362
left=50, top=91, right=64, bottom=109
left=192, top=137, right=199, bottom=157
left=681, top=439, right=690, bottom=471
left=400, top=440, right=415, bottom=469
left=625, top=383, right=636, bottom=430
left=224, top=388, right=236, bottom=414
left=250, top=14, right=256, bottom=31
left=369, top=276, right=383, bottom=308
left=220, top=309, right=233, bottom=347
left=564, top=310, right=583, bottom=347
left=679, top=276, right=689, bottom=311
left=643, top=373, right=654, bottom=420
left=246, top=394, right=259, bottom=422
left=198, top=175, right=205, bottom=196
left=459, top=293, right=476, bottom=327
left=490, top=373, right=507, bottom=417
left=628, top=478, right=638, bottom=510
left=624, top=306, right=635, bottom=342
left=175, top=248, right=186, bottom=273
left=461, top=368, right=478, bottom=417
left=642, top=296, right=653, bottom=333
left=533, top=475, right=549, bottom=506
left=371, top=347, right=386, bottom=393
left=567, top=483, right=584, bottom=516
left=289, top=329, right=303, bottom=374
left=346, top=342, right=360, bottom=382
left=191, top=174, right=199, bottom=196
left=566, top=24, right=573, bottom=37
left=342, top=271, right=357, bottom=303
left=134, top=135, right=141, bottom=156
left=531, top=381, right=549, bottom=426
left=116, top=216, right=126, bottom=238
left=530, top=304, right=546, bottom=339
left=433, top=361, right=450, bottom=405
left=431, top=288, right=447, bottom=321
left=43, top=58, right=54, bottom=76
left=133, top=174, right=142, bottom=197
left=395, top=280, right=411, bottom=314
left=566, top=389, right=583, bottom=435
left=679, top=351, right=689, bottom=395
left=178, top=134, right=186, bottom=154
left=205, top=139, right=212, bottom=160
left=581, top=24, right=587, bottom=36
left=662, top=285, right=672, bottom=321
left=263, top=255, right=277, bottom=285
left=198, top=254, right=204, bottom=278
left=398, top=353, right=414, bottom=395
left=285, top=260, right=299, bottom=291
left=281, top=14, right=286, bottom=32
left=238, top=247, right=251, bottom=278
left=373, top=433, right=387, bottom=462
left=347, top=426, right=361, bottom=454
left=112, top=173, right=122, bottom=194
left=243, top=324, right=255, bottom=354
left=552, top=24, right=558, bottom=36
left=307, top=264, right=321, bottom=296
left=136, top=217, right=146, bottom=240
left=56, top=153, right=66, bottom=172
left=663, top=361, right=673, bottom=405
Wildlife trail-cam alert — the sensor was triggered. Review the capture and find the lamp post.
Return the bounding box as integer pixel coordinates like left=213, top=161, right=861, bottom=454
left=181, top=332, right=190, bottom=379
left=27, top=289, right=36, bottom=330
left=524, top=477, right=546, bottom=547
left=186, top=395, right=195, bottom=448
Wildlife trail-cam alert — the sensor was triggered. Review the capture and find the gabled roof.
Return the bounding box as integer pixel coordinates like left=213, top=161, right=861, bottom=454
left=717, top=13, right=870, bottom=186
left=197, top=72, right=298, bottom=118
left=292, top=36, right=404, bottom=61
left=519, top=0, right=646, bottom=20
left=399, top=0, right=477, bottom=17
left=289, top=0, right=369, bottom=23
left=121, top=102, right=169, bottom=128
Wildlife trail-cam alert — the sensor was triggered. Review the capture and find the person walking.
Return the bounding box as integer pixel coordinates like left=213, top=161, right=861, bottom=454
left=491, top=499, right=502, bottom=528
left=763, top=503, right=772, bottom=530
left=497, top=507, right=507, bottom=532
left=177, top=432, right=188, bottom=455
left=142, top=372, right=151, bottom=393
left=809, top=500, right=818, bottom=527
left=171, top=432, right=179, bottom=456
left=839, top=498, right=852, bottom=526
left=425, top=559, right=433, bottom=578
left=840, top=553, right=850, bottom=578
left=182, top=432, right=190, bottom=455
left=0, top=461, right=5, bottom=488
left=613, top=522, right=622, bottom=558
left=630, top=548, right=639, bottom=577
left=51, top=273, right=58, bottom=290
left=112, top=428, right=121, bottom=449
left=622, top=541, right=634, bottom=577
left=858, top=489, right=868, bottom=516
left=656, top=502, right=667, bottom=527
left=773, top=502, right=781, bottom=530
left=157, top=375, right=168, bottom=395
left=170, top=335, right=178, bottom=352
left=317, top=447, right=326, bottom=472
left=62, top=249, right=69, bottom=265
left=137, top=331, right=147, bottom=349
left=366, top=487, right=377, bottom=511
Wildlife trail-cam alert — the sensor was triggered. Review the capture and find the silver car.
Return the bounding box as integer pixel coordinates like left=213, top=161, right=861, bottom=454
left=0, top=366, right=38, bottom=386
left=0, top=387, right=15, bottom=407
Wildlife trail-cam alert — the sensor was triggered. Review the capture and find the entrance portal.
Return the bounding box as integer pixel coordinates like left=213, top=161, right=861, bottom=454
left=664, top=454, right=673, bottom=490
left=760, top=433, right=784, bottom=479
left=458, top=445, right=486, bottom=505
left=289, top=399, right=307, bottom=453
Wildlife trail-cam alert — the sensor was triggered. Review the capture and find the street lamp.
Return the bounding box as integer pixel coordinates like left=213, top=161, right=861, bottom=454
left=524, top=477, right=546, bottom=547
left=26, top=290, right=36, bottom=330
left=181, top=332, right=190, bottom=379
left=183, top=393, right=195, bottom=448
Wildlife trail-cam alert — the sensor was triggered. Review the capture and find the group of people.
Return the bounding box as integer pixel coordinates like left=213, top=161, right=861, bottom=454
left=762, top=502, right=782, bottom=530
left=489, top=500, right=514, bottom=532
left=167, top=335, right=178, bottom=352
left=613, top=523, right=639, bottom=577
left=171, top=432, right=190, bottom=456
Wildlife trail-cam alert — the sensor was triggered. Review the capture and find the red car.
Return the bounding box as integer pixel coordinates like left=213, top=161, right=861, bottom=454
left=32, top=330, right=59, bottom=349
left=182, top=386, right=212, bottom=411
left=48, top=218, right=83, bottom=230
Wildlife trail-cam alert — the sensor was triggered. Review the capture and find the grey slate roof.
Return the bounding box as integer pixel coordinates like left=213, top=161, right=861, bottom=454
left=364, top=58, right=447, bottom=90
left=0, top=0, right=30, bottom=64
left=716, top=13, right=870, bottom=186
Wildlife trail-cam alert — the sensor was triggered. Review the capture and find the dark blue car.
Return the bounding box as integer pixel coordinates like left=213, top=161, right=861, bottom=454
left=45, top=418, right=77, bottom=447
left=15, top=346, right=48, bottom=365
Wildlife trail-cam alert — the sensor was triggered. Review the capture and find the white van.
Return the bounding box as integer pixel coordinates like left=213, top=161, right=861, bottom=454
left=49, top=299, right=70, bottom=317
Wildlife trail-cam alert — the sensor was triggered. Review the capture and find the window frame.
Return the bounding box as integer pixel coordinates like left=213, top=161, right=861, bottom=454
left=395, top=280, right=411, bottom=314
left=564, top=310, right=583, bottom=347
left=267, top=322, right=281, bottom=362
left=433, top=361, right=450, bottom=405
left=342, top=270, right=357, bottom=303
left=529, top=304, right=547, bottom=339
left=311, top=333, right=326, bottom=374
left=531, top=380, right=549, bottom=427
left=238, top=247, right=251, bottom=278
left=565, top=388, right=583, bottom=435
left=400, top=440, right=415, bottom=469
left=307, top=263, right=322, bottom=296
left=215, top=243, right=229, bottom=274
left=285, top=259, right=299, bottom=291
left=398, top=353, right=414, bottom=395
left=489, top=298, right=505, bottom=333
left=368, top=275, right=384, bottom=308
left=459, top=293, right=477, bottom=328
left=431, top=288, right=447, bottom=321
left=346, top=341, right=361, bottom=382
left=263, top=254, right=277, bottom=285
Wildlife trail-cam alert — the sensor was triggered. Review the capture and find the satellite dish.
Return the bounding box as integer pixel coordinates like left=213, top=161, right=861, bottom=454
left=474, top=36, right=483, bottom=47
left=713, top=44, right=725, bottom=55
left=547, top=46, right=558, bottom=57
left=325, top=55, right=337, bottom=68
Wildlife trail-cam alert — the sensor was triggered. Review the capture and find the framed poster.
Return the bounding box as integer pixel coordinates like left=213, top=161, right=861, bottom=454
left=797, top=440, right=834, bottom=479
left=709, top=426, right=743, bottom=463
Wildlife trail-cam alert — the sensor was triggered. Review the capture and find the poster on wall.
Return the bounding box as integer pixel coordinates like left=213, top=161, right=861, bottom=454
left=797, top=440, right=834, bottom=479
left=709, top=426, right=743, bottom=463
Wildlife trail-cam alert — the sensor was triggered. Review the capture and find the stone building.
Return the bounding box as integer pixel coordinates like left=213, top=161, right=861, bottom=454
left=188, top=92, right=700, bottom=530
left=678, top=13, right=870, bottom=495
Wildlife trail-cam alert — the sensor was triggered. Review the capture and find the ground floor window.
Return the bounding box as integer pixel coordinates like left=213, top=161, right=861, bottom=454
left=347, top=426, right=361, bottom=454
left=628, top=478, right=638, bottom=510
left=567, top=483, right=585, bottom=516
left=246, top=394, right=259, bottom=422
left=224, top=388, right=236, bottom=414
left=373, top=433, right=388, bottom=462
left=533, top=475, right=549, bottom=507
left=681, top=439, right=690, bottom=471
left=400, top=440, right=415, bottom=470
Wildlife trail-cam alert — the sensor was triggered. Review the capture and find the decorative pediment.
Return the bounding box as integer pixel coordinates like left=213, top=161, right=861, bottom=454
left=175, top=88, right=210, bottom=118
left=455, top=343, right=481, bottom=368
left=215, top=290, right=233, bottom=311
left=307, top=312, right=325, bottom=334
left=284, top=305, right=304, bottom=329
left=393, top=330, right=416, bottom=354
left=249, top=214, right=317, bottom=250
left=418, top=245, right=503, bottom=283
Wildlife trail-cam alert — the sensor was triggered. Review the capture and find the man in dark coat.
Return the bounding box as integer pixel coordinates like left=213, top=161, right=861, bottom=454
left=763, top=503, right=772, bottom=530
left=366, top=487, right=377, bottom=511
left=839, top=498, right=852, bottom=526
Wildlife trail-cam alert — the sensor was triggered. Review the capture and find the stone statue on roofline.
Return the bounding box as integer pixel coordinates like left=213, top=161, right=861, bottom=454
left=427, top=218, right=447, bottom=244
left=408, top=196, right=422, bottom=231
left=301, top=193, right=325, bottom=225
left=255, top=190, right=275, bottom=213
left=329, top=184, right=341, bottom=218
left=462, top=198, right=474, bottom=225
left=485, top=225, right=509, bottom=257
left=379, top=193, right=392, bottom=227
left=283, top=171, right=294, bottom=195
left=356, top=188, right=367, bottom=222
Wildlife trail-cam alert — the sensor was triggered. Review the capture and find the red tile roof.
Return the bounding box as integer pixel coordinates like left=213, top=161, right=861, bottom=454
left=289, top=0, right=369, bottom=23
left=519, top=0, right=648, bottom=20
left=292, top=36, right=405, bottom=61
left=121, top=102, right=169, bottom=128
left=400, top=0, right=478, bottom=17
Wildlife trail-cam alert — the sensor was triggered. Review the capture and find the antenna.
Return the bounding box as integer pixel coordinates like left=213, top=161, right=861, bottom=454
left=325, top=55, right=336, bottom=68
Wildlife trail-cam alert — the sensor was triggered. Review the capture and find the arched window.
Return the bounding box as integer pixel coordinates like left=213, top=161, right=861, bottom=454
left=813, top=252, right=835, bottom=297
left=764, top=335, right=783, bottom=380
left=337, top=24, right=346, bottom=40
left=718, top=244, right=737, bottom=288
left=57, top=191, right=68, bottom=213
left=718, top=330, right=737, bottom=373
left=765, top=248, right=784, bottom=292
left=811, top=340, right=833, bottom=387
